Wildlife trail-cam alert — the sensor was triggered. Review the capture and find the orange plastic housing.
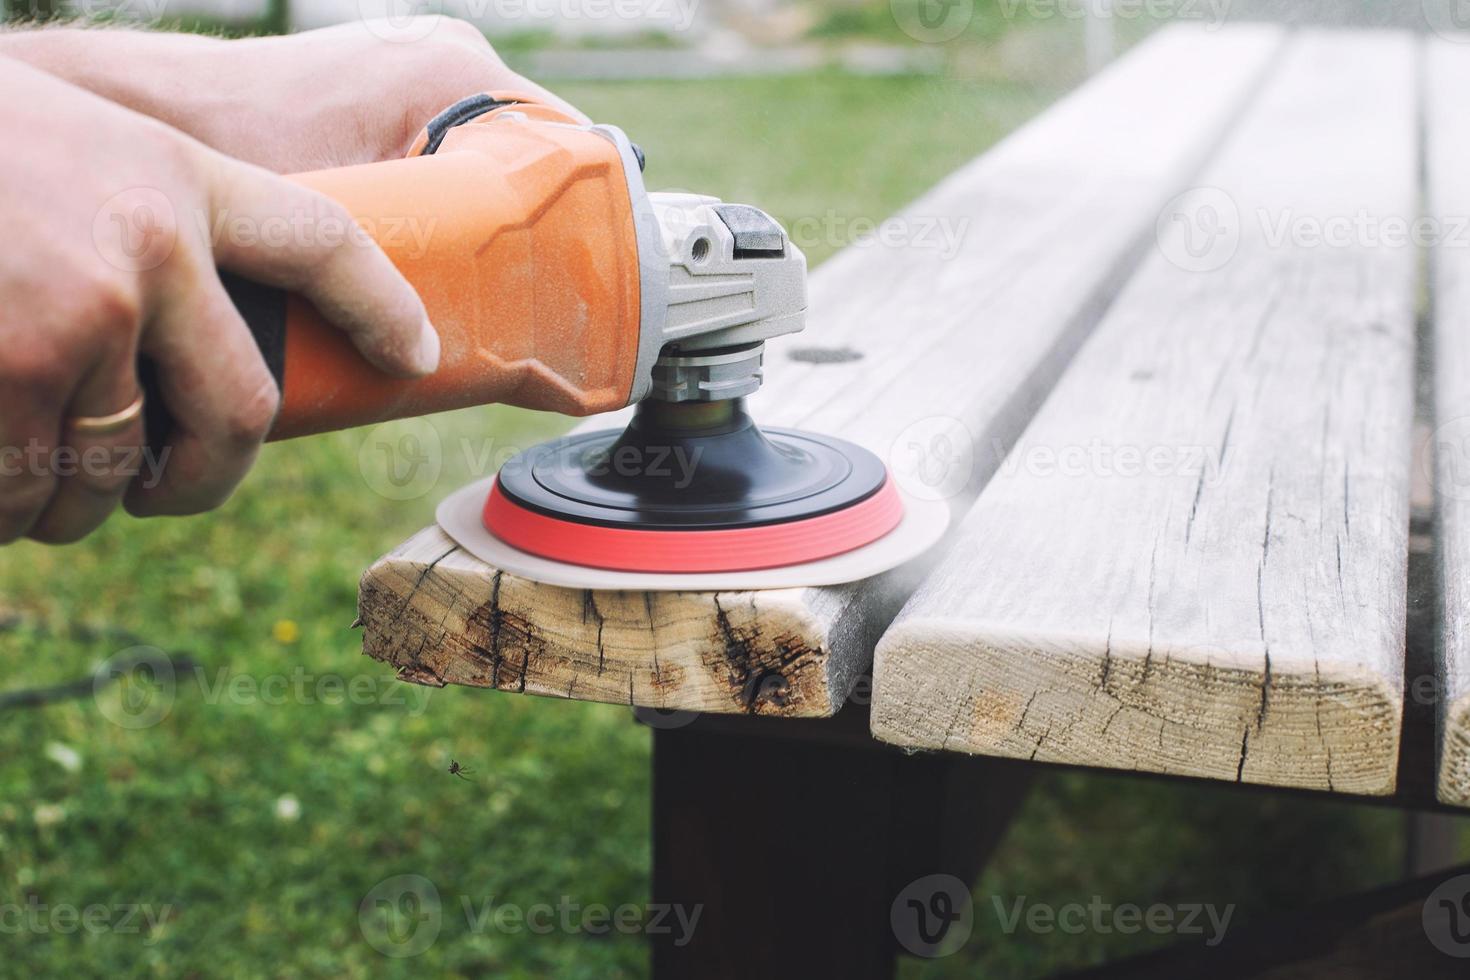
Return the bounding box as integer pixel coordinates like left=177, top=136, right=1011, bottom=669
left=270, top=109, right=642, bottom=440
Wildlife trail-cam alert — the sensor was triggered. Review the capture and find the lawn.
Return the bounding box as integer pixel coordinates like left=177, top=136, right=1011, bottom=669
left=0, top=70, right=1420, bottom=979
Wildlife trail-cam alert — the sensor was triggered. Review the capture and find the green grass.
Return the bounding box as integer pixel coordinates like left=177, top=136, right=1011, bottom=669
left=0, top=71, right=1052, bottom=978
left=564, top=72, right=1061, bottom=267
left=0, top=69, right=1438, bottom=978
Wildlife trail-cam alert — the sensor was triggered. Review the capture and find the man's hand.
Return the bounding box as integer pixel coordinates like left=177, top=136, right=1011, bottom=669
left=0, top=17, right=588, bottom=172
left=0, top=58, right=440, bottom=544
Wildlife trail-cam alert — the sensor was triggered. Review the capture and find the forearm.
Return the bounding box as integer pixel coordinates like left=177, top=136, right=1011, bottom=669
left=0, top=27, right=229, bottom=135
left=0, top=26, right=386, bottom=171
left=0, top=18, right=585, bottom=173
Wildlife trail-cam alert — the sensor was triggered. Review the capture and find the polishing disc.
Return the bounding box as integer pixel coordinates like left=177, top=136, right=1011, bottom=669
left=435, top=476, right=948, bottom=591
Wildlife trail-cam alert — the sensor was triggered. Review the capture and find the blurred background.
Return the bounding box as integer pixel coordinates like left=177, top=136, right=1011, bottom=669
left=1, top=1, right=1466, bottom=977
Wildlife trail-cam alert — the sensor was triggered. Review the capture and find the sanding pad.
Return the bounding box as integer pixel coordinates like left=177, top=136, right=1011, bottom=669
left=435, top=475, right=949, bottom=592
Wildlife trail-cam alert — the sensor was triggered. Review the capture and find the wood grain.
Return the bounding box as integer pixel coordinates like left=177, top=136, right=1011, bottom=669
left=359, top=24, right=1284, bottom=716
left=872, top=31, right=1419, bottom=793
left=360, top=526, right=847, bottom=714
left=1428, top=38, right=1470, bottom=807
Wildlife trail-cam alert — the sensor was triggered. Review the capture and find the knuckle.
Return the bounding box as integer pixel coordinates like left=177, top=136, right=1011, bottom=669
left=120, top=493, right=155, bottom=519
left=141, top=115, right=196, bottom=172
left=1, top=284, right=140, bottom=402
left=74, top=454, right=138, bottom=499
left=433, top=15, right=488, bottom=45
left=417, top=19, right=503, bottom=78
left=220, top=376, right=281, bottom=449
left=138, top=480, right=230, bottom=518
left=0, top=477, right=56, bottom=531
left=121, top=483, right=174, bottom=519
left=122, top=490, right=180, bottom=520
left=2, top=343, right=71, bottom=396
left=27, top=511, right=106, bottom=546
left=279, top=194, right=359, bottom=283
left=77, top=269, right=145, bottom=333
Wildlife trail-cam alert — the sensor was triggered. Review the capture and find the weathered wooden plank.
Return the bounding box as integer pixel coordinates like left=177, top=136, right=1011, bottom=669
left=872, top=31, right=1418, bottom=793
left=359, top=526, right=839, bottom=713
left=1428, top=38, right=1470, bottom=808
left=359, top=24, right=1284, bottom=716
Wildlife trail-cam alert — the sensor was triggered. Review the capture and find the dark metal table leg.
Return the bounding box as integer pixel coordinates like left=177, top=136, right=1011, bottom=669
left=649, top=705, right=1032, bottom=980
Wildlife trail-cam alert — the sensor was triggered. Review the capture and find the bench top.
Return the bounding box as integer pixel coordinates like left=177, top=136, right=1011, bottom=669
left=359, top=24, right=1468, bottom=807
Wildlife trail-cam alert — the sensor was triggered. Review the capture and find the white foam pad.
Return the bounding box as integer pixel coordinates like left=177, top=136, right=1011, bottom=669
left=435, top=476, right=949, bottom=591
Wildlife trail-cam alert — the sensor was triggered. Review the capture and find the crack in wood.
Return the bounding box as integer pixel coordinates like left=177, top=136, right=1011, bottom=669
left=1257, top=648, right=1272, bottom=731
left=708, top=594, right=820, bottom=713
left=392, top=545, right=456, bottom=627
left=583, top=591, right=607, bottom=676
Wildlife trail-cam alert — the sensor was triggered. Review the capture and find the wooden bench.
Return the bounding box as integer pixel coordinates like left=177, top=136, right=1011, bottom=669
left=358, top=23, right=1470, bottom=977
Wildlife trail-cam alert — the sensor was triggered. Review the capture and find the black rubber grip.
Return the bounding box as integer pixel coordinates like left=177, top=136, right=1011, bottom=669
left=222, top=271, right=288, bottom=387
left=421, top=94, right=513, bottom=155
left=141, top=272, right=288, bottom=447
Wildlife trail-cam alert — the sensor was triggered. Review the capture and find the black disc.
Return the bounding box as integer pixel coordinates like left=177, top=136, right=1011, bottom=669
left=495, top=400, right=888, bottom=531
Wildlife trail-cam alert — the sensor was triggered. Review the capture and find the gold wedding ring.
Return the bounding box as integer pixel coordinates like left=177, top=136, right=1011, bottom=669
left=66, top=391, right=145, bottom=436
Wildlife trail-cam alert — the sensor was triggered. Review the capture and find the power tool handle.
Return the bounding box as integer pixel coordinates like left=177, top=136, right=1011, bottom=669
left=139, top=272, right=288, bottom=448
left=143, top=106, right=646, bottom=444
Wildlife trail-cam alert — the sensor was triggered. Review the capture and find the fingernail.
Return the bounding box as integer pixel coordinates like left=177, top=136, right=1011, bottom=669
left=414, top=319, right=442, bottom=375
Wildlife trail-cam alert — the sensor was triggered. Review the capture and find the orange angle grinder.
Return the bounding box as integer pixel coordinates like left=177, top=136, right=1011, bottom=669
left=188, top=93, right=946, bottom=590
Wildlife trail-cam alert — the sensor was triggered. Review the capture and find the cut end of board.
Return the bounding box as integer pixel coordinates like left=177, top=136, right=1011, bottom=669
left=871, top=619, right=1403, bottom=796
left=356, top=527, right=850, bottom=717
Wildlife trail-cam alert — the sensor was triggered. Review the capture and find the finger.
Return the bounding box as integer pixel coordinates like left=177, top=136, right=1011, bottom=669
left=27, top=346, right=144, bottom=544
left=0, top=267, right=144, bottom=544
left=203, top=155, right=440, bottom=379
left=124, top=261, right=279, bottom=517
left=0, top=384, right=62, bottom=545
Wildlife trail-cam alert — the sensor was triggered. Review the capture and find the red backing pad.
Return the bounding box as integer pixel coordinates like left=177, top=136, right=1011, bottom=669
left=482, top=477, right=904, bottom=574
